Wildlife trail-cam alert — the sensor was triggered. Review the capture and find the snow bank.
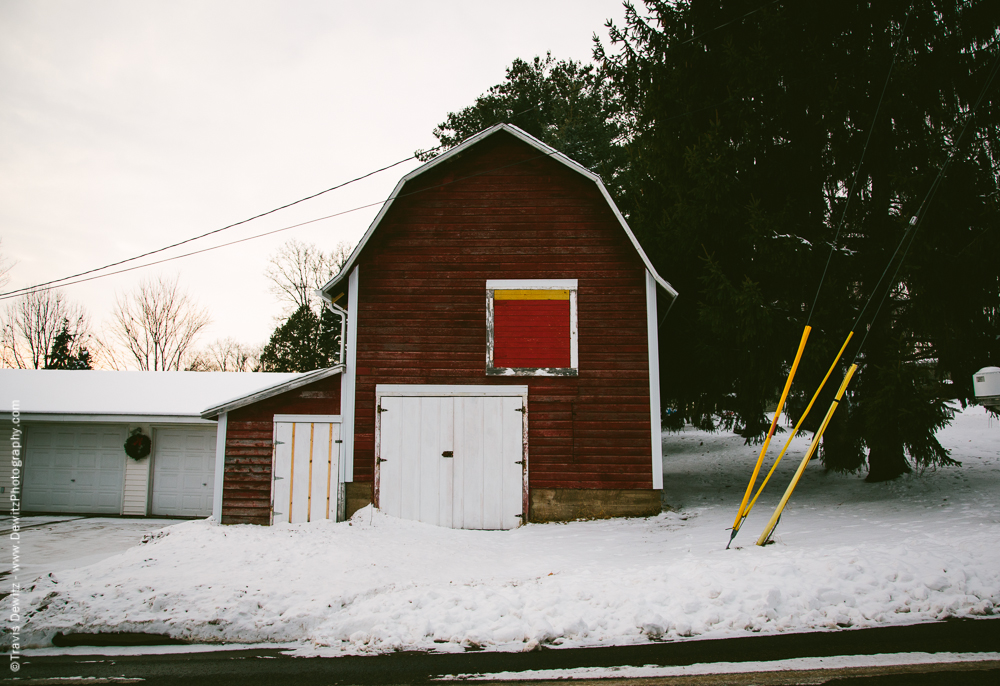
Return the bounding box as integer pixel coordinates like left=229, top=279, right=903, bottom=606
left=6, top=407, right=1000, bottom=653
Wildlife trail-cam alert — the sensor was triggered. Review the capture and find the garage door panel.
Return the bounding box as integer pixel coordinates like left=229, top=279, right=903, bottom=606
left=24, top=424, right=126, bottom=514
left=151, top=427, right=216, bottom=518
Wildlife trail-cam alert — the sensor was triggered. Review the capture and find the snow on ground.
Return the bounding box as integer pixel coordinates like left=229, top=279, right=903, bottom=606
left=5, top=407, right=999, bottom=653
left=2, top=517, right=181, bottom=580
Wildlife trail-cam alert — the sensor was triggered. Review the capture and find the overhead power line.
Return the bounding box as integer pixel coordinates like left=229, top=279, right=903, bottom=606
left=0, top=150, right=437, bottom=300
left=0, top=145, right=577, bottom=301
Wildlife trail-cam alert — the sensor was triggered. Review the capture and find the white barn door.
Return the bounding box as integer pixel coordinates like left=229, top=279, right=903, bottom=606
left=271, top=417, right=341, bottom=524
left=377, top=386, right=526, bottom=530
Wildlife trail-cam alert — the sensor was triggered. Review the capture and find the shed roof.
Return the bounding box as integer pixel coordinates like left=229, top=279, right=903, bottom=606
left=319, top=123, right=678, bottom=299
left=200, top=365, right=343, bottom=419
left=0, top=369, right=299, bottom=421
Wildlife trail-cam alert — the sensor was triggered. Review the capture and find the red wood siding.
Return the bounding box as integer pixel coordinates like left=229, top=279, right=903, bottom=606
left=221, top=375, right=341, bottom=525
left=494, top=298, right=571, bottom=368
left=349, top=131, right=653, bottom=495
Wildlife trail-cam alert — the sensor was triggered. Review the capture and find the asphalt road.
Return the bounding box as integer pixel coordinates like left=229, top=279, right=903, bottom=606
left=4, top=616, right=998, bottom=685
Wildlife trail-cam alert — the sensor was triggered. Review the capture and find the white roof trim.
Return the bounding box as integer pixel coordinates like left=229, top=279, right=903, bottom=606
left=0, top=413, right=216, bottom=425
left=320, top=123, right=678, bottom=298
left=486, top=279, right=577, bottom=290
left=201, top=366, right=344, bottom=419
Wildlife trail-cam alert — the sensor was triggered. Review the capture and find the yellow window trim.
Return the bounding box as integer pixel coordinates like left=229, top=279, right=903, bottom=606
left=494, top=289, right=570, bottom=301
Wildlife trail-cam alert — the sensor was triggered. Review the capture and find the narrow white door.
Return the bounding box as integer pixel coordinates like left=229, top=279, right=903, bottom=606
left=378, top=394, right=523, bottom=530
left=271, top=421, right=341, bottom=524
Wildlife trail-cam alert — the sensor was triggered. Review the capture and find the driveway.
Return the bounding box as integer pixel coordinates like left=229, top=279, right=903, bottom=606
left=1, top=516, right=185, bottom=581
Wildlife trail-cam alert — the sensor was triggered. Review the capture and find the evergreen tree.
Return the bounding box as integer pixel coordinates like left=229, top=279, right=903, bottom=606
left=597, top=0, right=1000, bottom=479
left=418, top=53, right=627, bottom=195
left=45, top=318, right=92, bottom=369
left=258, top=304, right=341, bottom=373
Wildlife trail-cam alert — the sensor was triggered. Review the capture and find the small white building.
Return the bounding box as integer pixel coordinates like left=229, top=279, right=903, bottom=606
left=0, top=370, right=297, bottom=518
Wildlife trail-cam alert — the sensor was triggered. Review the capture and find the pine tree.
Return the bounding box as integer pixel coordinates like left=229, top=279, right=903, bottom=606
left=45, top=318, right=92, bottom=370
left=258, top=304, right=342, bottom=373
left=597, top=0, right=1000, bottom=479
left=418, top=53, right=627, bottom=195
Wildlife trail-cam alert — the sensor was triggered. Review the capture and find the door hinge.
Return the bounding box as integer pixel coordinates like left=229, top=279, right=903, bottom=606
left=273, top=476, right=284, bottom=480
left=515, top=460, right=523, bottom=465
left=335, top=439, right=343, bottom=443
left=516, top=407, right=526, bottom=413
left=378, top=458, right=387, bottom=463
left=274, top=440, right=285, bottom=445
left=442, top=451, right=454, bottom=458
left=378, top=405, right=388, bottom=413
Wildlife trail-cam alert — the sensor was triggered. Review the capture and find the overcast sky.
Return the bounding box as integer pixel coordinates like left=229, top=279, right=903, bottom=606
left=0, top=0, right=631, bottom=365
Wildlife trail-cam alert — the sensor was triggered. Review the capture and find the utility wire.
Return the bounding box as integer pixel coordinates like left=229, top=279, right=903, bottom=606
left=727, top=8, right=913, bottom=548
left=0, top=151, right=438, bottom=300
left=806, top=9, right=912, bottom=326
left=851, top=47, right=1000, bottom=363
left=750, top=47, right=1000, bottom=546
left=0, top=145, right=580, bottom=301
left=3, top=2, right=788, bottom=301
left=2, top=81, right=776, bottom=301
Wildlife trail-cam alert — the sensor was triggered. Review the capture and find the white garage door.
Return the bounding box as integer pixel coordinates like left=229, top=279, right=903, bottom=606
left=23, top=424, right=126, bottom=514
left=377, top=387, right=526, bottom=530
left=151, top=427, right=217, bottom=517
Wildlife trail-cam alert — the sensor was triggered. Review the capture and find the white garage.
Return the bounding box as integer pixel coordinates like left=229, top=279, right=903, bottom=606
left=2, top=369, right=299, bottom=518
left=375, top=385, right=528, bottom=530
left=23, top=424, right=127, bottom=514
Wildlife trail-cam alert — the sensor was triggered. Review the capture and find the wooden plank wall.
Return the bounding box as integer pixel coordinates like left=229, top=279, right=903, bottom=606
left=350, top=131, right=653, bottom=494
left=221, top=376, right=341, bottom=525
left=121, top=452, right=150, bottom=515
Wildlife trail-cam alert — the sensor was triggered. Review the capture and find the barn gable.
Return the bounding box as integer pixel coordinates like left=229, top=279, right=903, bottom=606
left=321, top=124, right=677, bottom=298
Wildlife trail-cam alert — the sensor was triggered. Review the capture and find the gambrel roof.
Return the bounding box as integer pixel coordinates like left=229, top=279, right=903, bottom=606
left=319, top=123, right=677, bottom=298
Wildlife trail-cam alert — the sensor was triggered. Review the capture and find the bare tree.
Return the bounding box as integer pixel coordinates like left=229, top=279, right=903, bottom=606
left=107, top=275, right=211, bottom=371
left=0, top=289, right=90, bottom=369
left=329, top=240, right=353, bottom=276
left=0, top=239, right=14, bottom=290
left=187, top=337, right=262, bottom=372
left=264, top=239, right=353, bottom=312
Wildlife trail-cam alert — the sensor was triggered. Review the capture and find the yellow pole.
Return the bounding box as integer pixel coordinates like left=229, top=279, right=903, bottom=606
left=730, top=325, right=811, bottom=541
left=756, top=363, right=858, bottom=546
left=739, top=331, right=854, bottom=526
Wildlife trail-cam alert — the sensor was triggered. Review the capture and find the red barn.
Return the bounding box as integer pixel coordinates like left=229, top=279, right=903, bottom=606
left=207, top=124, right=677, bottom=528
left=324, top=123, right=676, bottom=527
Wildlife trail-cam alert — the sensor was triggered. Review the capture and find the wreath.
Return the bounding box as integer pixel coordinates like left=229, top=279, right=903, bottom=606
left=124, top=433, right=151, bottom=459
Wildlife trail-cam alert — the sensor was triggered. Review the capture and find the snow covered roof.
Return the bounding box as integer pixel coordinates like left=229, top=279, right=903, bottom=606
left=319, top=123, right=678, bottom=299
left=201, top=365, right=343, bottom=419
left=0, top=369, right=300, bottom=423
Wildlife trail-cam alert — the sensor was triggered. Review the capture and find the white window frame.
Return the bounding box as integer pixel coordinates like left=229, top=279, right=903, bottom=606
left=485, top=279, right=578, bottom=377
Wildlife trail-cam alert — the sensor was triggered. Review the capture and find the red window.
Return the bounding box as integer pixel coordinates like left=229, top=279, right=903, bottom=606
left=486, top=280, right=578, bottom=375
left=493, top=291, right=571, bottom=368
